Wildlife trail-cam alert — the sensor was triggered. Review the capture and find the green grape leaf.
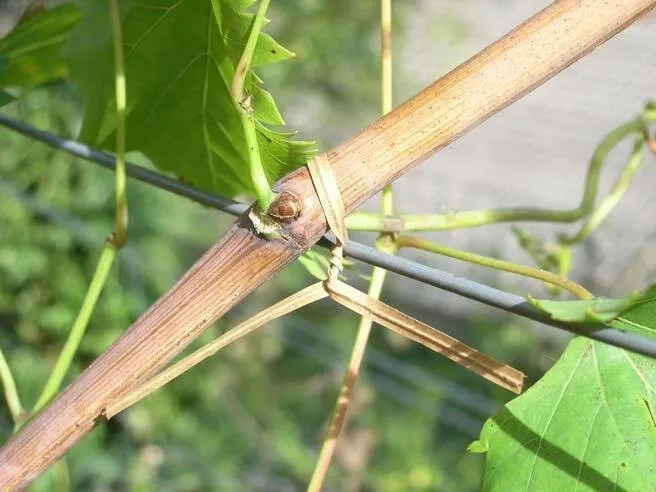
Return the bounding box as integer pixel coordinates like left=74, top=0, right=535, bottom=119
left=471, top=337, right=656, bottom=491
left=64, top=0, right=315, bottom=198
left=610, top=285, right=656, bottom=339
left=528, top=294, right=641, bottom=323
left=296, top=249, right=358, bottom=282
left=298, top=250, right=329, bottom=281
left=528, top=284, right=656, bottom=339
left=295, top=246, right=368, bottom=282
left=0, top=4, right=80, bottom=88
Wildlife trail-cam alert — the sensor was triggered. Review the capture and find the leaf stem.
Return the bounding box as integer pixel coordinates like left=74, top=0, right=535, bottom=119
left=307, top=264, right=390, bottom=491
left=231, top=0, right=269, bottom=104
left=643, top=101, right=656, bottom=155
left=33, top=243, right=117, bottom=414
left=380, top=0, right=393, bottom=216
left=346, top=118, right=644, bottom=232
left=397, top=235, right=592, bottom=300
left=109, top=0, right=128, bottom=248
left=562, top=133, right=645, bottom=245
left=231, top=0, right=274, bottom=211
left=644, top=100, right=656, bottom=123
left=0, top=345, right=24, bottom=426
left=242, top=112, right=273, bottom=211
left=311, top=2, right=394, bottom=489
left=32, top=1, right=128, bottom=416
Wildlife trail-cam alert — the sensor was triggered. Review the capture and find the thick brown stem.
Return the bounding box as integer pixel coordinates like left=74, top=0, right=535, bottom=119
left=1, top=0, right=653, bottom=487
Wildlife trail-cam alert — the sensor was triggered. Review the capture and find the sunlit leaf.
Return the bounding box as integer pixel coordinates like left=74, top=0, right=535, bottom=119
left=472, top=337, right=656, bottom=491
left=611, top=286, right=656, bottom=340
left=529, top=284, right=656, bottom=339
left=64, top=0, right=315, bottom=198
left=528, top=294, right=640, bottom=323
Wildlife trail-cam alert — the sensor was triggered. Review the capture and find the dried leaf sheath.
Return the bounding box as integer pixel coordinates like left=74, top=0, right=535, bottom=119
left=307, top=150, right=523, bottom=393
left=307, top=154, right=348, bottom=244
left=105, top=282, right=329, bottom=418
left=327, top=280, right=525, bottom=393
left=108, top=274, right=524, bottom=419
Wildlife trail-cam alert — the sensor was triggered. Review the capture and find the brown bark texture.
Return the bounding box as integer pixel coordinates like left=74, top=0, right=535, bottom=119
left=1, top=0, right=654, bottom=487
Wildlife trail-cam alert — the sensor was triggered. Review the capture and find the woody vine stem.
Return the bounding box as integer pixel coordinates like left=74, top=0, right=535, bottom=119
left=1, top=0, right=655, bottom=487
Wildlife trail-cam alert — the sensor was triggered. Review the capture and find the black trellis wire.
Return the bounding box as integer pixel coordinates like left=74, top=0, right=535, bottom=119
left=2, top=114, right=656, bottom=358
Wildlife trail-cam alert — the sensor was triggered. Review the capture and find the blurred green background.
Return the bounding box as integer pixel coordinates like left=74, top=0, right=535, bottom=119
left=0, top=2, right=564, bottom=490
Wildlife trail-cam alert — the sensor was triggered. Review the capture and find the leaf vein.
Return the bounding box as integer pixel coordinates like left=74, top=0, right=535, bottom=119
left=524, top=347, right=587, bottom=490
left=592, top=346, right=628, bottom=449
left=126, top=0, right=186, bottom=60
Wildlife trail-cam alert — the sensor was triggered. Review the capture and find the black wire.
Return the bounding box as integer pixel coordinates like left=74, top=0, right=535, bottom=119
left=0, top=115, right=248, bottom=216
left=2, top=113, right=656, bottom=358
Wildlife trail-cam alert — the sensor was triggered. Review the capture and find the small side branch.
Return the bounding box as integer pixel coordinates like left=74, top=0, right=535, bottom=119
left=309, top=1, right=395, bottom=488
left=32, top=244, right=117, bottom=414
left=397, top=235, right=593, bottom=300
left=346, top=118, right=644, bottom=233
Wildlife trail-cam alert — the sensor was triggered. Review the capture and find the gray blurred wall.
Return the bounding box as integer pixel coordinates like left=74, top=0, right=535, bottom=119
left=368, top=1, right=656, bottom=316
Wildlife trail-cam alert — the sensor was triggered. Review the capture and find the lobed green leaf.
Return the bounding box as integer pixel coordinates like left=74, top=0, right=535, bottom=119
left=472, top=337, right=656, bottom=491
left=65, top=0, right=315, bottom=198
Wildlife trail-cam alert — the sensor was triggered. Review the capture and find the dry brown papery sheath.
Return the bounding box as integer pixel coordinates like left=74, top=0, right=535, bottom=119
left=1, top=0, right=655, bottom=487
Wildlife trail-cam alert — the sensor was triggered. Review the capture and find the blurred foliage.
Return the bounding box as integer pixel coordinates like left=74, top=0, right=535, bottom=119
left=0, top=2, right=559, bottom=490
left=0, top=3, right=78, bottom=87
left=262, top=0, right=412, bottom=148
